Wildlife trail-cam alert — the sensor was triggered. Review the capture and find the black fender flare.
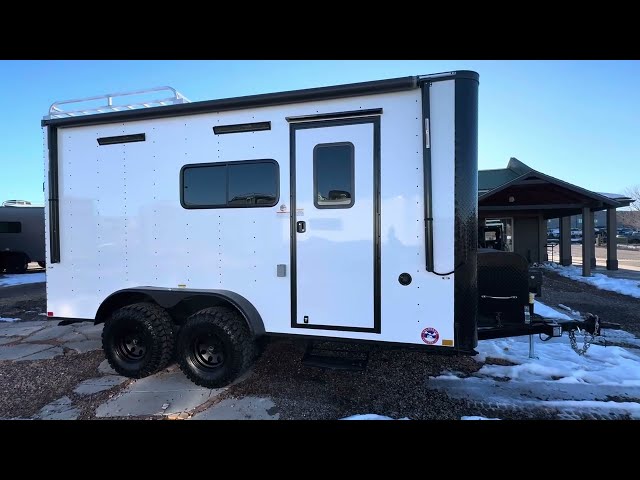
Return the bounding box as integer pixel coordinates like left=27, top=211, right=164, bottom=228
left=95, top=287, right=265, bottom=336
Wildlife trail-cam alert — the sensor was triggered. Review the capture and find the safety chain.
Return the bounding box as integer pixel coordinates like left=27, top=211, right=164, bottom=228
left=568, top=315, right=600, bottom=356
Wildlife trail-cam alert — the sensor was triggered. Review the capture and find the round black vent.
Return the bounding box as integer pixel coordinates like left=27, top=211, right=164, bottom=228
left=398, top=273, right=412, bottom=286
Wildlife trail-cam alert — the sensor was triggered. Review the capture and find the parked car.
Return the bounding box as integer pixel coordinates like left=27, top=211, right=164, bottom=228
left=570, top=229, right=582, bottom=243
left=629, top=231, right=640, bottom=244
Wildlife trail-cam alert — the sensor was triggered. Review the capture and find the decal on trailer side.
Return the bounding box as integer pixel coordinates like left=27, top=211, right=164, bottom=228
left=421, top=327, right=439, bottom=345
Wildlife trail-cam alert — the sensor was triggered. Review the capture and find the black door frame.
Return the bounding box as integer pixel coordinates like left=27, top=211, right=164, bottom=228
left=289, top=116, right=381, bottom=334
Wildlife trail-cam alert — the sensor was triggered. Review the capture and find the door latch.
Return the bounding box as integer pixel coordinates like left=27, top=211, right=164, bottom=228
left=297, top=221, right=306, bottom=233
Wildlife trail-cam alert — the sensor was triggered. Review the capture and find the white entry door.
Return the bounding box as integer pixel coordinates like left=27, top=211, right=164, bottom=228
left=293, top=119, right=378, bottom=332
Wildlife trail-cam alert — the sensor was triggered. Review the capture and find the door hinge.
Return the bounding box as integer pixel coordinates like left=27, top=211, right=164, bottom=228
left=424, top=118, right=430, bottom=149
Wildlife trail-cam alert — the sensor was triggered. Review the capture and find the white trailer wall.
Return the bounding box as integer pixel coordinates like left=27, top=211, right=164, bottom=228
left=46, top=84, right=456, bottom=346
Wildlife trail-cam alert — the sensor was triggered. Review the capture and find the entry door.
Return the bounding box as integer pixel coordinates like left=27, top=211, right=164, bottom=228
left=293, top=120, right=378, bottom=331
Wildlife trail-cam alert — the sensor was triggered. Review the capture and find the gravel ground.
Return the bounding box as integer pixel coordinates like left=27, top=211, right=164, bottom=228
left=0, top=350, right=104, bottom=418
left=222, top=338, right=484, bottom=420
left=541, top=269, right=640, bottom=337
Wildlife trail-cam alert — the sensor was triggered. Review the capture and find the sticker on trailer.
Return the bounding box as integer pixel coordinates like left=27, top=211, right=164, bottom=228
left=296, top=208, right=304, bottom=216
left=421, top=327, right=439, bottom=345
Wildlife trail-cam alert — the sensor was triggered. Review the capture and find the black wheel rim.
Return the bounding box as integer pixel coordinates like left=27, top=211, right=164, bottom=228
left=192, top=333, right=225, bottom=370
left=115, top=329, right=147, bottom=362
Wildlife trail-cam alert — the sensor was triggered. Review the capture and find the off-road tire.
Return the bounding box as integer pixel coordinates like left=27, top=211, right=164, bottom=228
left=102, top=302, right=175, bottom=378
left=177, top=306, right=255, bottom=388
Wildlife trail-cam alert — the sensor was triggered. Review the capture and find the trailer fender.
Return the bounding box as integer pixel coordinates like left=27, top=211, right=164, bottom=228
left=95, top=287, right=265, bottom=336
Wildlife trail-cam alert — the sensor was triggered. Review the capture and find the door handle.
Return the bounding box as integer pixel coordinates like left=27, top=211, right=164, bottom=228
left=297, top=221, right=306, bottom=233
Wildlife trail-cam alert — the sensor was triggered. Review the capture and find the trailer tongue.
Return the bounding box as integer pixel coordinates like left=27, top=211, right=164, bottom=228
left=476, top=249, right=621, bottom=356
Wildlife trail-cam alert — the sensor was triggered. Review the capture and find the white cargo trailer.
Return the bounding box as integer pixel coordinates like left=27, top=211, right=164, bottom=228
left=42, top=73, right=481, bottom=387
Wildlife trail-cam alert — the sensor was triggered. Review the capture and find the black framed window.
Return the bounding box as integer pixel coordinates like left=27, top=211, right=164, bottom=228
left=313, top=142, right=355, bottom=209
left=181, top=159, right=279, bottom=209
left=0, top=221, right=21, bottom=233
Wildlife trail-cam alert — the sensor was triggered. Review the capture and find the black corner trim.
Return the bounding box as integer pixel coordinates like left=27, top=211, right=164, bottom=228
left=290, top=116, right=381, bottom=334
left=213, top=121, right=271, bottom=135
left=421, top=84, right=434, bottom=272
left=41, top=76, right=417, bottom=128
left=453, top=75, right=480, bottom=353
left=286, top=108, right=383, bottom=123
left=47, top=126, right=60, bottom=264
left=97, top=133, right=146, bottom=146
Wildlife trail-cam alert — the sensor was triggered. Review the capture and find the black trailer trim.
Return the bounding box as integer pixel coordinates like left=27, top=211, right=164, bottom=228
left=420, top=83, right=434, bottom=272
left=418, top=70, right=479, bottom=84
left=94, top=287, right=266, bottom=336
left=289, top=116, right=381, bottom=334
left=97, top=133, right=146, bottom=145
left=213, top=121, right=271, bottom=135
left=47, top=126, right=60, bottom=264
left=286, top=108, right=383, bottom=123
left=453, top=74, right=480, bottom=353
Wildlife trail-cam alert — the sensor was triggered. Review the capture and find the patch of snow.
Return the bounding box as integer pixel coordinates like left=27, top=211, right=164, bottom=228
left=461, top=416, right=500, bottom=420
left=341, top=414, right=410, bottom=420
left=0, top=272, right=46, bottom=288
left=430, top=300, right=640, bottom=419
left=544, top=264, right=640, bottom=299
left=533, top=300, right=571, bottom=321
left=0, top=317, right=21, bottom=322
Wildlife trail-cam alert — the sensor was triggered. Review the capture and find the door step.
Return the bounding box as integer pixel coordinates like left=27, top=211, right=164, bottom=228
left=301, top=342, right=370, bottom=371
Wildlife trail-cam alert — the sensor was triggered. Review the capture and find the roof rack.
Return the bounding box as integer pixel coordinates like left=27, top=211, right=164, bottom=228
left=45, top=86, right=190, bottom=120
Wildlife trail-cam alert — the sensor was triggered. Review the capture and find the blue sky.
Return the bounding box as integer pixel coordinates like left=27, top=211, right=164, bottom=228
left=0, top=60, right=638, bottom=204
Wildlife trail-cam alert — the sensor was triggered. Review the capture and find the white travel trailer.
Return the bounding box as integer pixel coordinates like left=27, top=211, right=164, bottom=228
left=43, top=73, right=483, bottom=387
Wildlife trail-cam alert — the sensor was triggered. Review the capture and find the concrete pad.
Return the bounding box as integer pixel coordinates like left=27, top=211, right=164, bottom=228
left=24, top=325, right=72, bottom=342
left=95, top=370, right=223, bottom=418
left=73, top=323, right=103, bottom=338
left=98, top=359, right=117, bottom=375
left=20, top=346, right=64, bottom=360
left=0, top=343, right=54, bottom=361
left=0, top=322, right=48, bottom=337
left=191, top=396, right=280, bottom=420
left=57, top=330, right=88, bottom=343
left=63, top=339, right=102, bottom=353
left=34, top=396, right=80, bottom=420
left=126, top=370, right=211, bottom=393
left=74, top=375, right=128, bottom=395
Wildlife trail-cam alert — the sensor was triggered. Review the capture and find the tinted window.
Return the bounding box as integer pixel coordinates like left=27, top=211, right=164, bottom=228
left=314, top=143, right=354, bottom=208
left=228, top=162, right=278, bottom=206
left=182, top=164, right=226, bottom=207
left=181, top=160, right=279, bottom=209
left=0, top=222, right=21, bottom=233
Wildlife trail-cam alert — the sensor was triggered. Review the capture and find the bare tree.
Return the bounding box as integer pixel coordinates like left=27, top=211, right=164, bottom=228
left=624, top=185, right=640, bottom=212
left=618, top=185, right=640, bottom=229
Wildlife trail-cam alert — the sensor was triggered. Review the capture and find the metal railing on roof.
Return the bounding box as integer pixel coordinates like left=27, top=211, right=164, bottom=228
left=45, top=86, right=190, bottom=120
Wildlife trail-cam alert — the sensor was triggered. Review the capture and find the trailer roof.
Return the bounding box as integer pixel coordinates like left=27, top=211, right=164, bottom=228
left=42, top=71, right=479, bottom=128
